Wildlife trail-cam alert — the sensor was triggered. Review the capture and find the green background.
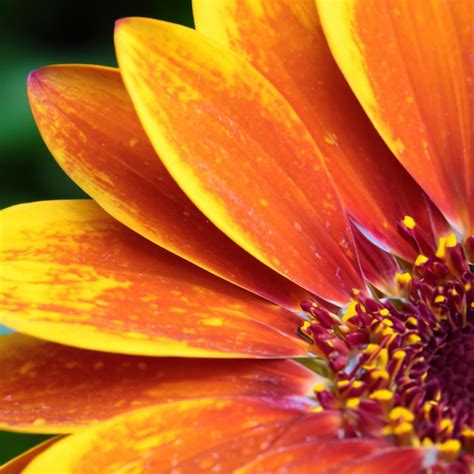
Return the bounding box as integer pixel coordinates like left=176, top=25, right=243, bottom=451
left=0, top=0, right=193, bottom=463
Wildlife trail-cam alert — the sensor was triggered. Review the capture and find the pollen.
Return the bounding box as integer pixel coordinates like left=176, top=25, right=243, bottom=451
left=402, top=215, right=416, bottom=229
left=298, top=232, right=474, bottom=466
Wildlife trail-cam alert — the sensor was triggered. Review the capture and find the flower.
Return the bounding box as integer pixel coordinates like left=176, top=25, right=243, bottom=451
left=0, top=0, right=472, bottom=472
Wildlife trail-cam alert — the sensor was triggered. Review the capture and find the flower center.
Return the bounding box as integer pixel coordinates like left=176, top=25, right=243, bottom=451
left=299, top=231, right=474, bottom=466
left=428, top=324, right=474, bottom=411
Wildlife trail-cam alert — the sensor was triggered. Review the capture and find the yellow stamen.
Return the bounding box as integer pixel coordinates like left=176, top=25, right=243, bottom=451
left=403, top=215, right=416, bottom=229
left=370, top=369, right=389, bottom=381
left=313, top=383, right=326, bottom=393
left=406, top=317, right=418, bottom=326
left=406, top=334, right=421, bottom=344
left=369, top=389, right=393, bottom=402
left=414, top=254, right=428, bottom=266
left=389, top=406, right=415, bottom=423
left=462, top=428, right=474, bottom=438
left=394, top=421, right=414, bottom=436
left=396, top=272, right=412, bottom=286
left=439, top=418, right=454, bottom=435
left=435, top=233, right=457, bottom=258
left=342, top=300, right=358, bottom=323
left=346, top=398, right=360, bottom=409
left=437, top=439, right=461, bottom=462
left=363, top=343, right=380, bottom=355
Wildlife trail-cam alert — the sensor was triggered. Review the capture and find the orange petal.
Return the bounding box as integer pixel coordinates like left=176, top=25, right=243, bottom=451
left=236, top=439, right=388, bottom=473
left=115, top=17, right=364, bottom=304
left=323, top=447, right=428, bottom=474
left=318, top=0, right=473, bottom=236
left=193, top=0, right=449, bottom=259
left=0, top=437, right=61, bottom=474
left=0, top=333, right=318, bottom=433
left=27, top=65, right=307, bottom=310
left=0, top=200, right=307, bottom=358
left=23, top=397, right=319, bottom=473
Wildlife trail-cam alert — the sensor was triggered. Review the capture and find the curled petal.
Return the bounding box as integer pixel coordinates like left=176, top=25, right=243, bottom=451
left=0, top=334, right=318, bottom=433
left=27, top=65, right=307, bottom=309
left=0, top=200, right=307, bottom=358
left=318, top=0, right=473, bottom=235
left=115, top=17, right=364, bottom=304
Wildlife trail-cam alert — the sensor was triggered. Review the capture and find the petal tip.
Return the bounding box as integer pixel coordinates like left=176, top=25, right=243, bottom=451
left=27, top=69, right=42, bottom=89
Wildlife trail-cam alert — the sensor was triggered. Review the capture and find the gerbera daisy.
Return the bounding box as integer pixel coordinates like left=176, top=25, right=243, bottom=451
left=1, top=0, right=472, bottom=472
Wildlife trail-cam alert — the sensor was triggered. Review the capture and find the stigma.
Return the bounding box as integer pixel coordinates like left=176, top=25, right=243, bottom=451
left=299, top=229, right=474, bottom=468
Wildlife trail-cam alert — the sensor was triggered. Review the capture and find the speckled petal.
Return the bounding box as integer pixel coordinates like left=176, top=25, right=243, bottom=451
left=23, top=397, right=320, bottom=473
left=0, top=200, right=307, bottom=358
left=27, top=65, right=307, bottom=310
left=193, top=0, right=450, bottom=260
left=318, top=0, right=473, bottom=235
left=115, top=17, right=364, bottom=304
left=0, top=334, right=319, bottom=433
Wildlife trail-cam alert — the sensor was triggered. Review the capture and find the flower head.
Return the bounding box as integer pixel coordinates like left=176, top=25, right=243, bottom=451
left=1, top=0, right=472, bottom=472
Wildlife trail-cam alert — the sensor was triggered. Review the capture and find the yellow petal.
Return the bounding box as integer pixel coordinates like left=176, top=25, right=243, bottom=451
left=318, top=0, right=473, bottom=235
left=115, top=17, right=364, bottom=304
left=0, top=200, right=307, bottom=358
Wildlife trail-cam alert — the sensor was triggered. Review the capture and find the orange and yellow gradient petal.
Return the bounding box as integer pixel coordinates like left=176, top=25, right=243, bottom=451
left=23, top=397, right=336, bottom=473
left=0, top=334, right=319, bottom=433
left=0, top=200, right=307, bottom=358
left=193, top=0, right=449, bottom=260
left=27, top=65, right=308, bottom=310
left=318, top=0, right=473, bottom=236
left=114, top=17, right=364, bottom=304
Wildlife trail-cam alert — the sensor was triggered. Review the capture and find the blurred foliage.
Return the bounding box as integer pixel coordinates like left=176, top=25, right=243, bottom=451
left=0, top=0, right=192, bottom=464
left=0, top=0, right=193, bottom=209
left=0, top=431, right=51, bottom=465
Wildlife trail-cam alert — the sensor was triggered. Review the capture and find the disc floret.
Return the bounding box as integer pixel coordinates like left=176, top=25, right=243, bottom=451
left=299, top=233, right=474, bottom=468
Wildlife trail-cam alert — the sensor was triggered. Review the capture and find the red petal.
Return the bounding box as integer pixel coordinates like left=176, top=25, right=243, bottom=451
left=236, top=439, right=388, bottom=473
left=23, top=397, right=316, bottom=473
left=318, top=0, right=473, bottom=236
left=115, top=17, right=364, bottom=304
left=27, top=65, right=308, bottom=309
left=194, top=0, right=449, bottom=259
left=352, top=224, right=400, bottom=294
left=325, top=447, right=428, bottom=474
left=271, top=410, right=342, bottom=448
left=0, top=334, right=318, bottom=432
left=1, top=200, right=307, bottom=358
